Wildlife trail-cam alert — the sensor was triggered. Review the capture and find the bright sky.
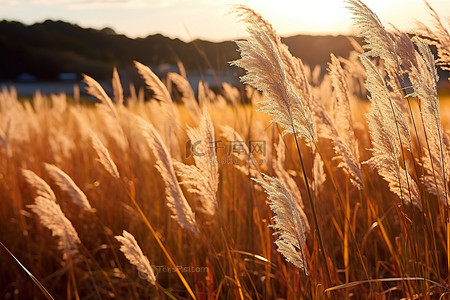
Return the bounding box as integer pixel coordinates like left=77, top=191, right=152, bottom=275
left=0, top=0, right=448, bottom=42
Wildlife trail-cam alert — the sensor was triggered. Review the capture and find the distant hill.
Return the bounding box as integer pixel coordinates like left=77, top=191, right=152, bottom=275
left=0, top=19, right=357, bottom=81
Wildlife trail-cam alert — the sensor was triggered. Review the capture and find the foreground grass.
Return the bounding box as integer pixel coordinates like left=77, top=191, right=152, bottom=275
left=0, top=88, right=449, bottom=298
left=1, top=1, right=450, bottom=298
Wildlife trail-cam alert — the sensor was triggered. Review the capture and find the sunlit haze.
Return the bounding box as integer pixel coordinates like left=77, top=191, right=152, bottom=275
left=0, top=0, right=449, bottom=41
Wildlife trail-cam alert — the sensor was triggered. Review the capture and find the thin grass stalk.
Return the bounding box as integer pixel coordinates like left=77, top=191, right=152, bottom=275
left=387, top=96, right=413, bottom=207
left=67, top=256, right=80, bottom=300
left=325, top=277, right=449, bottom=294
left=0, top=241, right=55, bottom=300
left=406, top=92, right=423, bottom=157
left=72, top=215, right=124, bottom=296
left=125, top=187, right=197, bottom=300
left=420, top=109, right=444, bottom=204
left=344, top=181, right=350, bottom=283
left=417, top=100, right=445, bottom=278
left=220, top=229, right=245, bottom=299
left=155, top=282, right=178, bottom=300
left=315, top=146, right=370, bottom=282
left=435, top=120, right=449, bottom=209
left=78, top=250, right=103, bottom=300
left=292, top=134, right=331, bottom=286
left=383, top=97, right=419, bottom=282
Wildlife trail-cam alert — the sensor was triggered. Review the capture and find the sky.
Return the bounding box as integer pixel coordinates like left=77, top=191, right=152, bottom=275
left=0, top=0, right=448, bottom=42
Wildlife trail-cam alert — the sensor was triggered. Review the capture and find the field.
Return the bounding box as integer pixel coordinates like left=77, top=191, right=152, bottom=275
left=1, top=1, right=450, bottom=299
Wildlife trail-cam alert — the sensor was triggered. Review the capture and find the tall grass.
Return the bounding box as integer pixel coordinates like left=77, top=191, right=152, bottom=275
left=1, top=1, right=450, bottom=299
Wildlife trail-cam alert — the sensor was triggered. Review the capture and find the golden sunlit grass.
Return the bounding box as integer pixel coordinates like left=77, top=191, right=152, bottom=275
left=0, top=85, right=448, bottom=299
left=1, top=1, right=450, bottom=299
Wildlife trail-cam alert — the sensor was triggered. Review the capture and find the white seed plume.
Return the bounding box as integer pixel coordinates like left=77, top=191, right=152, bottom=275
left=167, top=72, right=201, bottom=117
left=333, top=137, right=364, bottom=190
left=312, top=152, right=326, bottom=198
left=310, top=97, right=364, bottom=190
left=231, top=5, right=316, bottom=146
left=220, top=125, right=264, bottom=190
left=90, top=132, right=120, bottom=179
left=112, top=67, right=124, bottom=105
left=327, top=54, right=363, bottom=190
left=416, top=1, right=450, bottom=80
left=82, top=74, right=119, bottom=120
left=361, top=56, right=420, bottom=208
left=408, top=37, right=448, bottom=203
left=175, top=108, right=219, bottom=216
left=22, top=169, right=56, bottom=202
left=134, top=61, right=179, bottom=121
left=221, top=82, right=241, bottom=105
left=346, top=0, right=401, bottom=76
left=347, top=0, right=411, bottom=117
left=134, top=61, right=171, bottom=103
left=328, top=54, right=357, bottom=155
left=134, top=61, right=181, bottom=158
left=44, top=163, right=94, bottom=212
left=272, top=138, right=310, bottom=233
left=115, top=230, right=156, bottom=285
left=81, top=76, right=128, bottom=152
left=253, top=174, right=308, bottom=273
left=28, top=196, right=80, bottom=259
left=197, top=81, right=211, bottom=108
left=137, top=117, right=198, bottom=235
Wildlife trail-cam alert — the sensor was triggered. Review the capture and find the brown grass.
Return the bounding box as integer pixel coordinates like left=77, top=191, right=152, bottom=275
left=1, top=1, right=450, bottom=299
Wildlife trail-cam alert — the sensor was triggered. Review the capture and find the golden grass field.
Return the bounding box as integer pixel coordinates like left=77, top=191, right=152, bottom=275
left=2, top=1, right=450, bottom=299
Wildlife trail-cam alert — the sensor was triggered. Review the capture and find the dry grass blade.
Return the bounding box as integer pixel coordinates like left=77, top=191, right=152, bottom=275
left=112, top=67, right=124, bottom=105
left=333, top=137, right=364, bottom=190
left=175, top=108, right=219, bottom=215
left=137, top=117, right=198, bottom=235
left=272, top=138, right=310, bottom=233
left=90, top=132, right=120, bottom=179
left=325, top=277, right=449, bottom=293
left=221, top=82, right=240, bottom=105
left=22, top=169, right=56, bottom=202
left=28, top=196, right=80, bottom=259
left=115, top=230, right=156, bottom=285
left=253, top=174, right=308, bottom=273
left=312, top=152, right=326, bottom=197
left=221, top=125, right=264, bottom=189
left=416, top=0, right=450, bottom=78
left=361, top=56, right=420, bottom=207
left=5, top=1, right=450, bottom=298
left=310, top=92, right=363, bottom=189
left=408, top=37, right=448, bottom=202
left=134, top=61, right=179, bottom=125
left=346, top=0, right=411, bottom=119
left=50, top=93, right=67, bottom=114
left=0, top=241, right=55, bottom=300
left=220, top=125, right=249, bottom=157
left=233, top=4, right=314, bottom=105
left=174, top=163, right=217, bottom=216
left=231, top=5, right=316, bottom=146
left=0, top=128, right=10, bottom=157
left=82, top=74, right=119, bottom=120
left=328, top=53, right=357, bottom=154
left=167, top=72, right=200, bottom=117
left=197, top=81, right=211, bottom=108
left=44, top=163, right=95, bottom=212
left=346, top=0, right=401, bottom=76
left=134, top=61, right=171, bottom=103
